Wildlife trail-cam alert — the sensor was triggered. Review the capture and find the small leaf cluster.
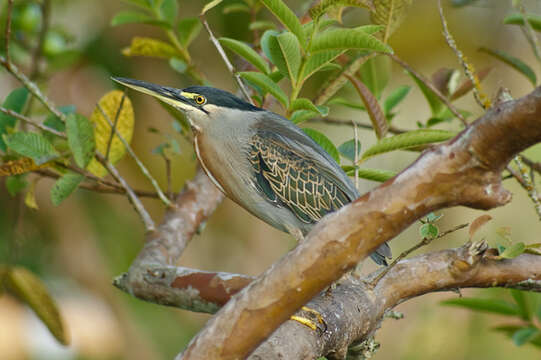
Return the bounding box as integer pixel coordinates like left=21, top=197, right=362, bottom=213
left=1, top=88, right=135, bottom=207
left=111, top=0, right=203, bottom=83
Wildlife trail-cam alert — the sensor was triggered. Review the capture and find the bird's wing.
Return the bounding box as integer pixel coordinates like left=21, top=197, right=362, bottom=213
left=248, top=113, right=392, bottom=264
left=248, top=128, right=354, bottom=224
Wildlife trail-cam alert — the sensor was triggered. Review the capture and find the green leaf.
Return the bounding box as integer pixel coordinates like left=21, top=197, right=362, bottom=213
left=66, top=113, right=95, bottom=168
left=0, top=88, right=30, bottom=152
left=513, top=327, right=540, bottom=346
left=327, top=97, right=366, bottom=111
left=343, top=166, right=396, bottom=182
left=277, top=32, right=301, bottom=82
left=441, top=297, right=519, bottom=316
left=177, top=18, right=202, bottom=47
left=223, top=3, right=251, bottom=14
left=110, top=11, right=171, bottom=28
left=420, top=223, right=439, bottom=238
left=290, top=110, right=319, bottom=124
left=219, top=37, right=270, bottom=74
left=359, top=55, right=391, bottom=100
left=310, top=28, right=392, bottom=53
left=479, top=47, right=536, bottom=86
left=260, top=0, right=306, bottom=49
left=50, top=172, right=84, bottom=206
left=362, top=129, right=456, bottom=160
left=302, top=128, right=340, bottom=163
left=301, top=50, right=344, bottom=81
left=122, top=0, right=153, bottom=10
left=503, top=12, right=541, bottom=32
left=4, top=132, right=59, bottom=165
left=290, top=98, right=326, bottom=114
left=43, top=105, right=75, bottom=133
left=408, top=71, right=446, bottom=117
left=201, top=0, right=223, bottom=15
left=510, top=289, right=531, bottom=321
left=384, top=85, right=410, bottom=117
left=169, top=57, right=188, bottom=73
left=249, top=21, right=277, bottom=31
left=499, top=242, right=526, bottom=259
left=338, top=139, right=361, bottom=162
left=239, top=71, right=289, bottom=107
left=426, top=212, right=443, bottom=222
left=5, top=175, right=28, bottom=196
left=159, top=0, right=178, bottom=25
left=5, top=267, right=68, bottom=345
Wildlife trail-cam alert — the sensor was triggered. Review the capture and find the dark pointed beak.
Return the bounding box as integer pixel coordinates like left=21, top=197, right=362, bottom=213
left=111, top=77, right=192, bottom=108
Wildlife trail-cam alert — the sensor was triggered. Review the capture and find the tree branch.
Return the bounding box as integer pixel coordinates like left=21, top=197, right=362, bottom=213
left=179, top=86, right=541, bottom=359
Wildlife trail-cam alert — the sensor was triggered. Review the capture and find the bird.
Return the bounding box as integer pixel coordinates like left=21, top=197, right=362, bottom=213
left=112, top=77, right=392, bottom=266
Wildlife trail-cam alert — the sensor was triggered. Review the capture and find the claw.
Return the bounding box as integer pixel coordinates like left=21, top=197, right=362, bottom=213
left=290, top=306, right=325, bottom=331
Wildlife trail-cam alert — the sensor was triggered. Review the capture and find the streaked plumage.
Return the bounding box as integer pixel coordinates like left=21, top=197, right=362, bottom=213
left=112, top=78, right=392, bottom=265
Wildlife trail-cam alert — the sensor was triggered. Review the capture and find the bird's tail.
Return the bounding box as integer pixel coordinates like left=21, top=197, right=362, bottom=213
left=369, top=242, right=392, bottom=266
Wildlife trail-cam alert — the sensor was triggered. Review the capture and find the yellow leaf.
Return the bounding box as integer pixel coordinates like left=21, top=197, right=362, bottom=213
left=24, top=178, right=39, bottom=210
left=0, top=157, right=48, bottom=176
left=86, top=91, right=134, bottom=177
left=122, top=37, right=178, bottom=59
left=5, top=267, right=69, bottom=345
left=370, top=0, right=412, bottom=42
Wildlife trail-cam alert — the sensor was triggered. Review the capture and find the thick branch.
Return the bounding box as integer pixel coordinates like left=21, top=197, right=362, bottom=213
left=116, top=168, right=224, bottom=308
left=179, top=87, right=541, bottom=359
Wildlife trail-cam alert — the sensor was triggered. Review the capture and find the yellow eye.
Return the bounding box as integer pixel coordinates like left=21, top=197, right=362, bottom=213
left=194, top=95, right=206, bottom=105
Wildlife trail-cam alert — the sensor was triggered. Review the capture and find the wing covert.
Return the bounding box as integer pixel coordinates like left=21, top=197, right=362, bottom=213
left=249, top=133, right=352, bottom=224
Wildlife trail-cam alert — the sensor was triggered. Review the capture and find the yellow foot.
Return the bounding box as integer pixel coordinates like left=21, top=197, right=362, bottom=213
left=290, top=306, right=325, bottom=331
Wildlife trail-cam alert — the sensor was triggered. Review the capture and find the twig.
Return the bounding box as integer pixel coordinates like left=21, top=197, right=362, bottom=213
left=164, top=154, right=172, bottom=200
left=96, top=153, right=156, bottom=232
left=35, top=169, right=160, bottom=199
left=199, top=15, right=254, bottom=104
left=309, top=116, right=407, bottom=134
left=520, top=155, right=541, bottom=176
left=509, top=158, right=541, bottom=221
left=314, top=53, right=375, bottom=106
left=353, top=120, right=359, bottom=189
left=516, top=0, right=541, bottom=65
left=105, top=91, right=126, bottom=161
left=386, top=52, right=468, bottom=126
left=4, top=0, right=14, bottom=67
left=30, top=0, right=51, bottom=79
left=437, top=0, right=490, bottom=110
left=0, top=56, right=65, bottom=120
left=96, top=104, right=172, bottom=207
left=0, top=106, right=65, bottom=138
left=370, top=223, right=468, bottom=286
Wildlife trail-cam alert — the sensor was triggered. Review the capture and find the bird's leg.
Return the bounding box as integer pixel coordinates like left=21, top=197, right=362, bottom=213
left=284, top=225, right=326, bottom=330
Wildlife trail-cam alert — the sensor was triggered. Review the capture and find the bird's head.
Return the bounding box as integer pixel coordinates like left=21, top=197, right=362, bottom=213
left=112, top=77, right=262, bottom=132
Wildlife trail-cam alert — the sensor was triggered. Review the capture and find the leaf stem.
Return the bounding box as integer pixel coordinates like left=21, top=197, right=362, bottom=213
left=370, top=223, right=468, bottom=287
left=199, top=14, right=254, bottom=104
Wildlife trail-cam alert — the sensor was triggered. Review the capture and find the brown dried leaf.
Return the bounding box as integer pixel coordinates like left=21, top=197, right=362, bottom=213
left=450, top=67, right=492, bottom=101
left=469, top=214, right=492, bottom=239
left=346, top=75, right=388, bottom=139
left=431, top=68, right=456, bottom=98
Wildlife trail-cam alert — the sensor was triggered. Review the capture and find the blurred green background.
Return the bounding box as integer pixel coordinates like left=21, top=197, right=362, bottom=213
left=1, top=0, right=541, bottom=359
